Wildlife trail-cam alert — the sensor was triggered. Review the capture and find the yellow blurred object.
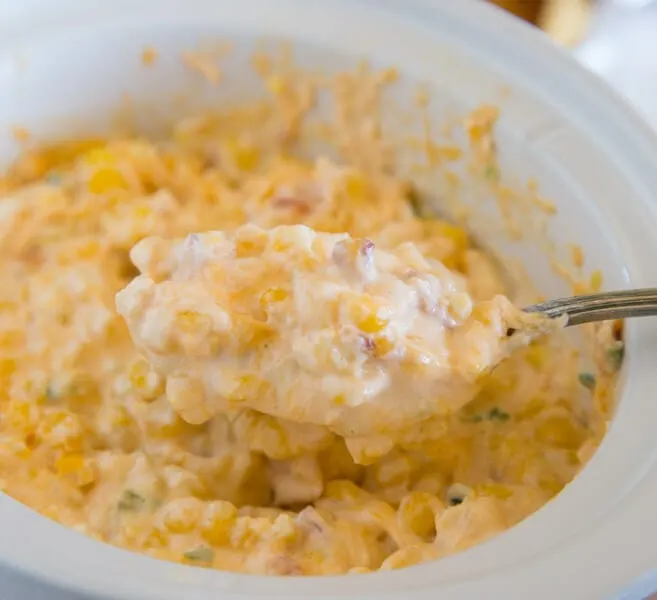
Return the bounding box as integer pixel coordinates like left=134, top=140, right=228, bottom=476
left=88, top=167, right=126, bottom=194
left=540, top=0, right=593, bottom=46
left=490, top=0, right=592, bottom=47
left=490, top=0, right=542, bottom=23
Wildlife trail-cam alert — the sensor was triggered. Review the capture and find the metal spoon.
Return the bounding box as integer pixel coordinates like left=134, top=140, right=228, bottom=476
left=524, top=287, right=657, bottom=326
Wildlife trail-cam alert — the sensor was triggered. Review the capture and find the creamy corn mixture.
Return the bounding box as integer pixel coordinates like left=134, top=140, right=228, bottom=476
left=0, top=92, right=621, bottom=574
left=117, top=225, right=552, bottom=465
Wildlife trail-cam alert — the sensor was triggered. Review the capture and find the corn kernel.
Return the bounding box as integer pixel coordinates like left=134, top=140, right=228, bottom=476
left=228, top=375, right=268, bottom=404
left=525, top=343, right=546, bottom=369
left=260, top=287, right=288, bottom=310
left=590, top=269, right=603, bottom=292
left=0, top=358, right=16, bottom=379
left=372, top=454, right=412, bottom=487
left=161, top=497, right=204, bottom=534
left=234, top=229, right=268, bottom=258
left=272, top=239, right=294, bottom=253
left=349, top=567, right=371, bottom=575
left=76, top=240, right=101, bottom=260
left=13, top=139, right=103, bottom=180
left=343, top=173, right=369, bottom=200
left=475, top=483, right=513, bottom=500
left=111, top=406, right=133, bottom=428
left=536, top=416, right=583, bottom=449
left=158, top=416, right=195, bottom=438
left=129, top=358, right=164, bottom=401
left=0, top=329, right=24, bottom=351
left=413, top=473, right=445, bottom=496
left=467, top=124, right=486, bottom=142
left=7, top=400, right=37, bottom=430
left=265, top=74, right=285, bottom=95
left=426, top=221, right=468, bottom=251
left=447, top=293, right=472, bottom=322
left=226, top=138, right=259, bottom=171
left=54, top=452, right=83, bottom=474
left=571, top=244, right=584, bottom=268
left=1, top=437, right=31, bottom=460
left=323, top=480, right=370, bottom=502
left=235, top=239, right=262, bottom=258
left=236, top=318, right=274, bottom=352
left=84, top=147, right=115, bottom=165
left=55, top=452, right=96, bottom=487
left=539, top=476, right=565, bottom=497
left=88, top=167, right=126, bottom=194
left=134, top=205, right=152, bottom=219
left=142, top=528, right=168, bottom=549
left=373, top=335, right=396, bottom=358
left=230, top=517, right=269, bottom=550
left=350, top=301, right=388, bottom=334
left=470, top=304, right=492, bottom=325
left=381, top=545, right=436, bottom=570
left=271, top=514, right=298, bottom=543
left=516, top=397, right=545, bottom=421
left=201, top=500, right=238, bottom=545
left=37, top=411, right=82, bottom=450
left=398, top=492, right=444, bottom=539
left=177, top=310, right=212, bottom=334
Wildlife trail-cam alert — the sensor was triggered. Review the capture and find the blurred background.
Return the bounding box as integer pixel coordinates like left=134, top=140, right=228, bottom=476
left=491, top=0, right=657, bottom=129
left=497, top=3, right=656, bottom=598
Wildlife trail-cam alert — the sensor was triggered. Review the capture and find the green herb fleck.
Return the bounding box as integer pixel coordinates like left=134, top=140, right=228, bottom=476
left=183, top=547, right=214, bottom=563
left=488, top=407, right=510, bottom=422
left=228, top=410, right=245, bottom=425
left=446, top=483, right=471, bottom=506
left=118, top=489, right=145, bottom=511
left=45, top=385, right=59, bottom=402
left=484, top=164, right=500, bottom=182
left=578, top=372, right=596, bottom=390
left=606, top=342, right=625, bottom=370
left=461, top=413, right=484, bottom=424
left=406, top=183, right=431, bottom=219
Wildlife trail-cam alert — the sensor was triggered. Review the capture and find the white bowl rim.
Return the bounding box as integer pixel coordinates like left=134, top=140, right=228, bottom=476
left=2, top=1, right=657, bottom=599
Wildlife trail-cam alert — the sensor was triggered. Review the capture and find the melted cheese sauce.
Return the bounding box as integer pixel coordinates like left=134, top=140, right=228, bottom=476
left=117, top=224, right=553, bottom=465
left=0, top=104, right=620, bottom=575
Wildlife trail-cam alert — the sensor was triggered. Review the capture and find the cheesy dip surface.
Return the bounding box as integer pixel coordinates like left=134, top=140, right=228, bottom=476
left=0, top=94, right=620, bottom=574
left=117, top=225, right=552, bottom=465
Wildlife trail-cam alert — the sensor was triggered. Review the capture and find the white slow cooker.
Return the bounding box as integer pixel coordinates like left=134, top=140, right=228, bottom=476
left=2, top=1, right=657, bottom=598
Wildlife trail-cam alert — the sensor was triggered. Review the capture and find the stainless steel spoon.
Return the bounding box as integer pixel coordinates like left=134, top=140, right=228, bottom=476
left=524, top=287, right=657, bottom=326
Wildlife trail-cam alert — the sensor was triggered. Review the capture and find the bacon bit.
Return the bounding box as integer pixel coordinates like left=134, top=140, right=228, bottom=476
left=20, top=244, right=44, bottom=266
left=184, top=233, right=201, bottom=248
left=272, top=196, right=311, bottom=215
left=297, top=507, right=327, bottom=535
left=612, top=320, right=623, bottom=342
left=360, top=239, right=375, bottom=257
left=359, top=335, right=376, bottom=352
left=24, top=432, right=37, bottom=449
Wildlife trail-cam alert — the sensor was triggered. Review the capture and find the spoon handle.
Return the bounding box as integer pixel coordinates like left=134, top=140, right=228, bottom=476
left=524, top=287, right=657, bottom=326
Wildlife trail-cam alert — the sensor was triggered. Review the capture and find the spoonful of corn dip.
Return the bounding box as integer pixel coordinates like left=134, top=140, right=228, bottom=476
left=116, top=224, right=557, bottom=463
